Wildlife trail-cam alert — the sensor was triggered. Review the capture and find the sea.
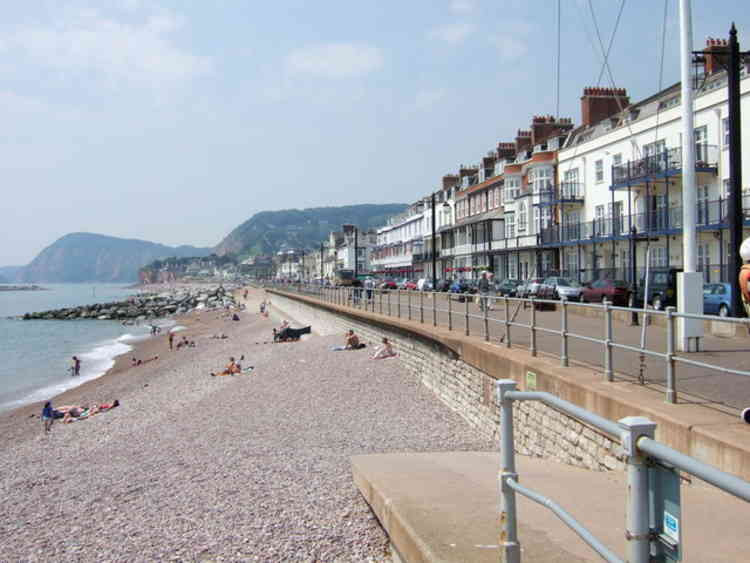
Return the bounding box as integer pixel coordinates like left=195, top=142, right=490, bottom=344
left=0, top=284, right=171, bottom=414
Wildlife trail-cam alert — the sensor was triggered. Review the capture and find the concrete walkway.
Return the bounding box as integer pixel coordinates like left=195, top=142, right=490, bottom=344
left=352, top=452, right=750, bottom=563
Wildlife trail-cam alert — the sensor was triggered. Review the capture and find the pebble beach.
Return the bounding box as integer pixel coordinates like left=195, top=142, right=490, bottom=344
left=0, top=287, right=494, bottom=562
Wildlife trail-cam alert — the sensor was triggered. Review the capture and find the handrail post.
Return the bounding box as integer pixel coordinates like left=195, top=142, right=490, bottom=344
left=448, top=294, right=453, bottom=331
left=529, top=297, right=537, bottom=357
left=433, top=292, right=437, bottom=327
left=484, top=297, right=490, bottom=342
left=496, top=380, right=521, bottom=563
left=561, top=298, right=569, bottom=366
left=619, top=416, right=657, bottom=563
left=379, top=289, right=383, bottom=314
left=408, top=290, right=412, bottom=321
left=397, top=289, right=401, bottom=318
left=504, top=297, right=511, bottom=348
left=465, top=296, right=470, bottom=336
left=387, top=290, right=392, bottom=317
left=604, top=299, right=614, bottom=381
left=419, top=290, right=424, bottom=324
left=665, top=306, right=677, bottom=404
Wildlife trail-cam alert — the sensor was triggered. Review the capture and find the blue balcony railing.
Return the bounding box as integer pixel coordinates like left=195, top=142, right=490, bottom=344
left=611, top=144, right=719, bottom=187
left=535, top=182, right=585, bottom=206
left=539, top=197, right=750, bottom=245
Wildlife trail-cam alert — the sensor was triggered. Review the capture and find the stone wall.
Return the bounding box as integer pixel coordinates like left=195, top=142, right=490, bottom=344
left=269, top=290, right=624, bottom=472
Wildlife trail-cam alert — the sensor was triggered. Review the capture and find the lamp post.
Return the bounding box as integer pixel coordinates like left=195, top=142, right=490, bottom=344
left=431, top=192, right=452, bottom=291
left=320, top=242, right=324, bottom=281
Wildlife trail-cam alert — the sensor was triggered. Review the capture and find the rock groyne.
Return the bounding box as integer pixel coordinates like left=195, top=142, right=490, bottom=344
left=21, top=286, right=237, bottom=321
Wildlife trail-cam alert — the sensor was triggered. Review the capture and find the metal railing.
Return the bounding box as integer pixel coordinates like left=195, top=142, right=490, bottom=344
left=268, top=282, right=750, bottom=409
left=496, top=379, right=750, bottom=563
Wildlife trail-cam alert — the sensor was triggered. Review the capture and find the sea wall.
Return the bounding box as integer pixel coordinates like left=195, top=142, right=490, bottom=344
left=269, top=290, right=624, bottom=472
left=267, top=288, right=750, bottom=481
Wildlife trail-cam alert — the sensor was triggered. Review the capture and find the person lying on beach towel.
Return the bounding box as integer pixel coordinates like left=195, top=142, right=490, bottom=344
left=211, top=357, right=241, bottom=376
left=131, top=356, right=159, bottom=367
left=371, top=337, right=397, bottom=360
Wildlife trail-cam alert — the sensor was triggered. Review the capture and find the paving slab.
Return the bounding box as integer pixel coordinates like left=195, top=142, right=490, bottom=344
left=352, top=452, right=750, bottom=562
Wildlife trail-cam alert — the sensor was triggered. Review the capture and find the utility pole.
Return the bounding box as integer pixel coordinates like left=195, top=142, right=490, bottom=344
left=727, top=24, right=745, bottom=317
left=320, top=242, right=324, bottom=281
left=431, top=192, right=438, bottom=291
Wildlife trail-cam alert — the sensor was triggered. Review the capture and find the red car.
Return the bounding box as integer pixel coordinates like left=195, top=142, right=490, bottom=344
left=404, top=280, right=418, bottom=291
left=581, top=279, right=631, bottom=305
left=379, top=279, right=398, bottom=290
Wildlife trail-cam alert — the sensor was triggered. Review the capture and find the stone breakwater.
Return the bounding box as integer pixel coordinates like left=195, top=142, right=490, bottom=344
left=21, top=286, right=237, bottom=321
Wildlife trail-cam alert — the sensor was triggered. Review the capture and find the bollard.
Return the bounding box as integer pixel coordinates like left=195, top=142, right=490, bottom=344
left=604, top=299, right=613, bottom=381
left=529, top=297, right=537, bottom=357
left=665, top=306, right=677, bottom=404
left=619, top=416, right=656, bottom=563
left=483, top=299, right=489, bottom=341
left=448, top=294, right=453, bottom=331
left=504, top=297, right=511, bottom=348
left=420, top=291, right=424, bottom=324
left=465, top=296, right=470, bottom=336
left=496, top=380, right=521, bottom=563
left=561, top=298, right=569, bottom=367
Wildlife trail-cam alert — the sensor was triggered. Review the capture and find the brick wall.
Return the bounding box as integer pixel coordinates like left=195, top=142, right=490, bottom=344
left=269, top=290, right=625, bottom=472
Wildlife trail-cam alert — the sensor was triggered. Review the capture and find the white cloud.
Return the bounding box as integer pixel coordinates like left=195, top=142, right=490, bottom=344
left=3, top=9, right=210, bottom=85
left=285, top=43, right=384, bottom=78
left=490, top=35, right=528, bottom=61
left=428, top=23, right=475, bottom=44
left=450, top=0, right=475, bottom=15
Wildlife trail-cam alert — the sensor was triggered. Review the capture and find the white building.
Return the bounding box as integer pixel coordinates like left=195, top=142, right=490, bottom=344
left=371, top=204, right=425, bottom=278
left=554, top=55, right=750, bottom=284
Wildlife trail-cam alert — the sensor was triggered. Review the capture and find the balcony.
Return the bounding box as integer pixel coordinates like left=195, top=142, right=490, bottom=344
left=534, top=182, right=585, bottom=207
left=611, top=144, right=719, bottom=189
left=539, top=196, right=750, bottom=246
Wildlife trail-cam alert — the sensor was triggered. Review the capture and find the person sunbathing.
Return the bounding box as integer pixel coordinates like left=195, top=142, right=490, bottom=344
left=211, top=357, right=241, bottom=377
left=371, top=337, right=397, bottom=360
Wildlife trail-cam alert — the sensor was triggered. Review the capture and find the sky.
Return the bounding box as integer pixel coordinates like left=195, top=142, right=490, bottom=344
left=1, top=0, right=748, bottom=265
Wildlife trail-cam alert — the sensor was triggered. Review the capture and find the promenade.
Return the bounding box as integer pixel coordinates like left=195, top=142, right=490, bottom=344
left=303, top=287, right=750, bottom=412
left=0, top=289, right=493, bottom=561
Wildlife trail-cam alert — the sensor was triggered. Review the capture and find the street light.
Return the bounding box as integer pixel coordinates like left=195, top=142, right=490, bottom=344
left=431, top=192, right=451, bottom=291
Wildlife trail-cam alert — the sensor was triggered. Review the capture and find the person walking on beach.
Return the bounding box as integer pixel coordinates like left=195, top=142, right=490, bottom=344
left=42, top=401, right=54, bottom=432
left=168, top=331, right=174, bottom=351
left=70, top=356, right=81, bottom=377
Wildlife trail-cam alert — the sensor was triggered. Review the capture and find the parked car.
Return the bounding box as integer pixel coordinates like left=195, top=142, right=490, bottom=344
left=703, top=283, right=732, bottom=317
left=538, top=277, right=584, bottom=301
left=403, top=280, right=418, bottom=291
left=417, top=278, right=433, bottom=291
left=581, top=279, right=631, bottom=305
left=517, top=278, right=545, bottom=298
left=379, top=279, right=398, bottom=290
left=435, top=278, right=452, bottom=292
left=496, top=279, right=521, bottom=296
left=449, top=279, right=476, bottom=300
left=630, top=268, right=681, bottom=310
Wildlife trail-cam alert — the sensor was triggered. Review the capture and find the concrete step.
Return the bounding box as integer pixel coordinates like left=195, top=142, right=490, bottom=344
left=352, top=452, right=749, bottom=562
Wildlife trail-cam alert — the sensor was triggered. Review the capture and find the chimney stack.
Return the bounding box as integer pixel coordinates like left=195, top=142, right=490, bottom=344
left=496, top=142, right=516, bottom=160
left=442, top=174, right=460, bottom=190
left=580, top=87, right=629, bottom=127
left=514, top=130, right=532, bottom=154
left=704, top=37, right=729, bottom=75
left=530, top=115, right=574, bottom=146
